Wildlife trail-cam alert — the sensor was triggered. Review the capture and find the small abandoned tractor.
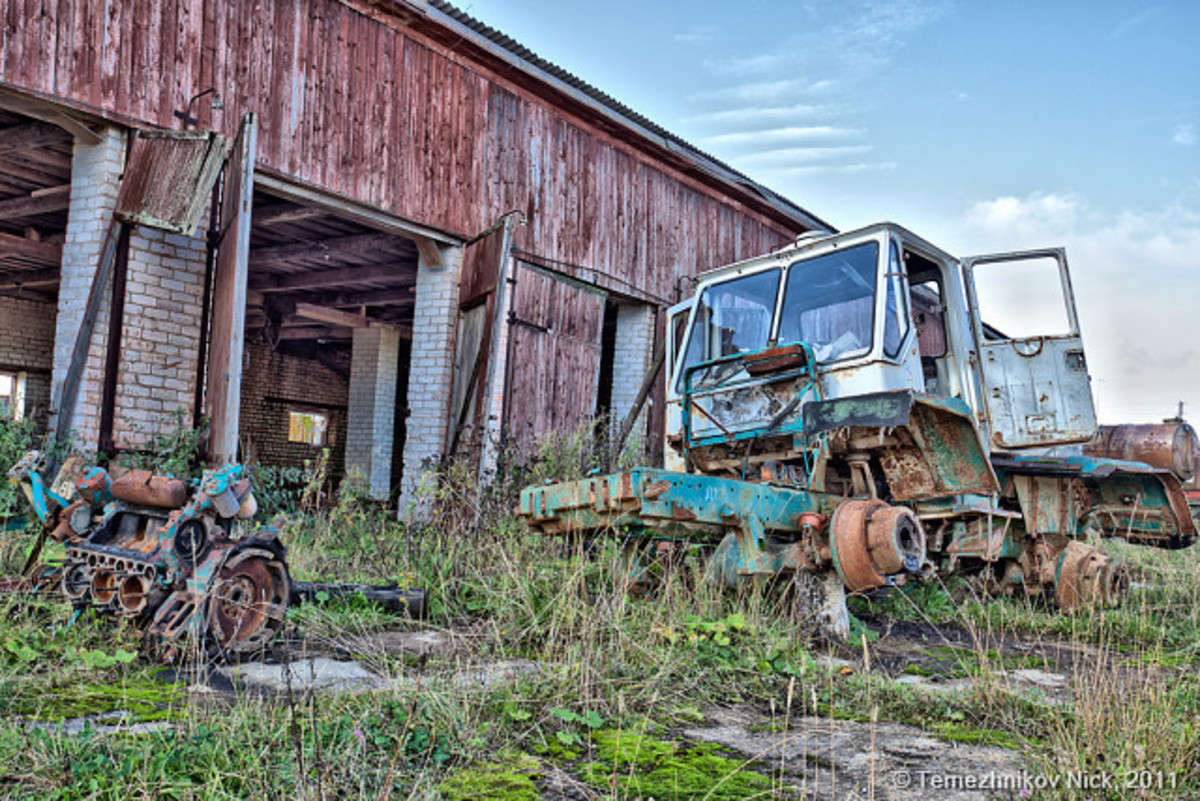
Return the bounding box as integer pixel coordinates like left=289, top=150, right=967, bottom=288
left=7, top=451, right=289, bottom=659
left=519, top=223, right=1195, bottom=636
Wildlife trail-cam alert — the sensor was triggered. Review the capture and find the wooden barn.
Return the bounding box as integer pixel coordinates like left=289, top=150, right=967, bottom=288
left=0, top=0, right=830, bottom=508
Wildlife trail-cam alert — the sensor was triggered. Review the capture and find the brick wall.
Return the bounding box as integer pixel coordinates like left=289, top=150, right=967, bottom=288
left=609, top=303, right=655, bottom=445
left=0, top=295, right=56, bottom=426
left=346, top=327, right=400, bottom=499
left=52, top=126, right=125, bottom=448
left=110, top=227, right=207, bottom=448
left=240, top=342, right=350, bottom=482
left=399, top=245, right=462, bottom=514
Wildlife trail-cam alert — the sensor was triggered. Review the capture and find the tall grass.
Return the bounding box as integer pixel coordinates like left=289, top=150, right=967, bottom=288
left=0, top=425, right=1198, bottom=799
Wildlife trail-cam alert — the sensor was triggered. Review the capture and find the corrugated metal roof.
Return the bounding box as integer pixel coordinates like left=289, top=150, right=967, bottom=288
left=426, top=0, right=836, bottom=234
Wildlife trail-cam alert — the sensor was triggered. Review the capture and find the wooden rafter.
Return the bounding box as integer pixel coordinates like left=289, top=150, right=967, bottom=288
left=249, top=262, right=413, bottom=292
left=0, top=232, right=61, bottom=264
left=328, top=287, right=414, bottom=307
left=252, top=204, right=327, bottom=227
left=0, top=121, right=71, bottom=155
left=0, top=266, right=59, bottom=289
left=249, top=232, right=399, bottom=267
left=0, top=185, right=70, bottom=220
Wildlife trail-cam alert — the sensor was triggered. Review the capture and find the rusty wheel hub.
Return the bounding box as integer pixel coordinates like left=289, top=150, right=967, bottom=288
left=1054, top=540, right=1129, bottom=610
left=207, top=546, right=290, bottom=655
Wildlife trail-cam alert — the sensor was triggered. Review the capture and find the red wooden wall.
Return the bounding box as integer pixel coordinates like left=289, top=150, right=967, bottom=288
left=0, top=0, right=799, bottom=298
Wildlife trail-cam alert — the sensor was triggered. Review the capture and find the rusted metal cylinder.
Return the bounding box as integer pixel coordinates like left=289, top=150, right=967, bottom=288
left=831, top=499, right=926, bottom=592
left=116, top=574, right=159, bottom=616
left=110, top=470, right=188, bottom=509
left=90, top=570, right=118, bottom=606
left=1054, top=540, right=1129, bottom=610
left=1085, top=423, right=1197, bottom=482
left=61, top=563, right=92, bottom=601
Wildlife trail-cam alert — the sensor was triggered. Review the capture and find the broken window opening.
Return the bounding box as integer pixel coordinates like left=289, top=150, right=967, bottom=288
left=288, top=411, right=328, bottom=446
left=0, top=373, right=12, bottom=419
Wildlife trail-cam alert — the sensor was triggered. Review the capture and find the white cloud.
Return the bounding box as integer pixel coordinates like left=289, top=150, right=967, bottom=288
left=947, top=192, right=1200, bottom=423
left=673, top=26, right=715, bottom=45
left=1173, top=124, right=1195, bottom=147
left=688, top=1, right=947, bottom=176
left=691, top=79, right=835, bottom=105
left=963, top=192, right=1082, bottom=241
left=736, top=144, right=875, bottom=165
left=757, top=160, right=897, bottom=176
left=684, top=102, right=833, bottom=126
left=703, top=125, right=861, bottom=147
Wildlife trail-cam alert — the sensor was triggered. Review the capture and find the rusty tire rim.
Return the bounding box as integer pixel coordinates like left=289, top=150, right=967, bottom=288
left=207, top=547, right=290, bottom=656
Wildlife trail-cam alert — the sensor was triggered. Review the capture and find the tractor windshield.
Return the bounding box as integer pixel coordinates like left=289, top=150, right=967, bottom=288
left=677, top=268, right=780, bottom=392
left=777, top=241, right=879, bottom=362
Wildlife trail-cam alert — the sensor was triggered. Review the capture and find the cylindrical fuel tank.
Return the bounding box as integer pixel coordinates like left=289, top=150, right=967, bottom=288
left=1085, top=423, right=1197, bottom=482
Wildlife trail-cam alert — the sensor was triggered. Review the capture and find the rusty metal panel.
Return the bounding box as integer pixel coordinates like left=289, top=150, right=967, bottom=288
left=115, top=129, right=228, bottom=235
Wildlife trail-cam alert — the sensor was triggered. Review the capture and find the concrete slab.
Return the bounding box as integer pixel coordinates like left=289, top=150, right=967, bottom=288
left=684, top=705, right=1024, bottom=801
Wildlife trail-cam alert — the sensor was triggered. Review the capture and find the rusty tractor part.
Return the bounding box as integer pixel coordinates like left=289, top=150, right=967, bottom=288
left=110, top=470, right=188, bottom=509
left=206, top=545, right=291, bottom=656
left=90, top=570, right=119, bottom=607
left=116, top=574, right=161, bottom=616
left=1051, top=540, right=1130, bottom=610
left=830, top=499, right=926, bottom=592
left=1091, top=422, right=1198, bottom=482
left=1085, top=422, right=1198, bottom=483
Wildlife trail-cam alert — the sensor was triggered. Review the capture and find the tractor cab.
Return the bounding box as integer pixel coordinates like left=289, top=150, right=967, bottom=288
left=664, top=223, right=1099, bottom=474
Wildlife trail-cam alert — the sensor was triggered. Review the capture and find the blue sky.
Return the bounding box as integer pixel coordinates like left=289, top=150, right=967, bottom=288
left=460, top=0, right=1199, bottom=424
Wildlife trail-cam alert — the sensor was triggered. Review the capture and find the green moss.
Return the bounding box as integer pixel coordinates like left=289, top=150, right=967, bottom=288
left=583, top=730, right=769, bottom=801
left=902, top=663, right=934, bottom=676
left=930, top=722, right=1022, bottom=750
left=438, top=752, right=542, bottom=801
left=7, top=676, right=184, bottom=722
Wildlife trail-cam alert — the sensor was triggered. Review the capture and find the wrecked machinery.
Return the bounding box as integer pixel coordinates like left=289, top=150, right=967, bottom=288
left=6, top=451, right=290, bottom=660
left=518, top=223, right=1196, bottom=636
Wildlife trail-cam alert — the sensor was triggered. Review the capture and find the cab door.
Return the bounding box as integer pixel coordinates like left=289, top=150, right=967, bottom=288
left=663, top=298, right=695, bottom=470
left=962, top=248, right=1097, bottom=450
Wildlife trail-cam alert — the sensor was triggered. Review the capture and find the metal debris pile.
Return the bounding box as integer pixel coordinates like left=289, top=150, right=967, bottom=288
left=4, top=450, right=426, bottom=661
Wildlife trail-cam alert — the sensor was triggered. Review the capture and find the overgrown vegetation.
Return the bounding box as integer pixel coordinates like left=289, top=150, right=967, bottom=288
left=0, top=421, right=1198, bottom=799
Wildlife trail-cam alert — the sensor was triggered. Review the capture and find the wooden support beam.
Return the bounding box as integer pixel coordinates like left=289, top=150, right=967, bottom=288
left=328, top=287, right=414, bottom=307
left=269, top=325, right=353, bottom=341
left=206, top=114, right=256, bottom=464
left=414, top=235, right=443, bottom=268
left=0, top=87, right=102, bottom=144
left=254, top=172, right=460, bottom=247
left=249, top=232, right=399, bottom=267
left=251, top=203, right=327, bottom=227
left=293, top=302, right=371, bottom=328
left=0, top=185, right=70, bottom=220
left=0, top=121, right=71, bottom=154
left=291, top=302, right=413, bottom=339
left=0, top=155, right=67, bottom=187
left=0, top=287, right=56, bottom=303
left=0, top=232, right=61, bottom=263
left=249, top=262, right=413, bottom=292
left=0, top=267, right=59, bottom=290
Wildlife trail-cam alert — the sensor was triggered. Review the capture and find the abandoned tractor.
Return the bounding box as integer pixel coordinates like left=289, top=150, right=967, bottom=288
left=7, top=451, right=289, bottom=659
left=518, top=223, right=1195, bottom=637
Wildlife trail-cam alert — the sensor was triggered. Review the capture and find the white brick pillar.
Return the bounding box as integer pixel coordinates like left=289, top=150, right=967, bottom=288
left=51, top=127, right=126, bottom=448
left=399, top=244, right=462, bottom=517
left=345, top=327, right=400, bottom=500
left=609, top=303, right=656, bottom=444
